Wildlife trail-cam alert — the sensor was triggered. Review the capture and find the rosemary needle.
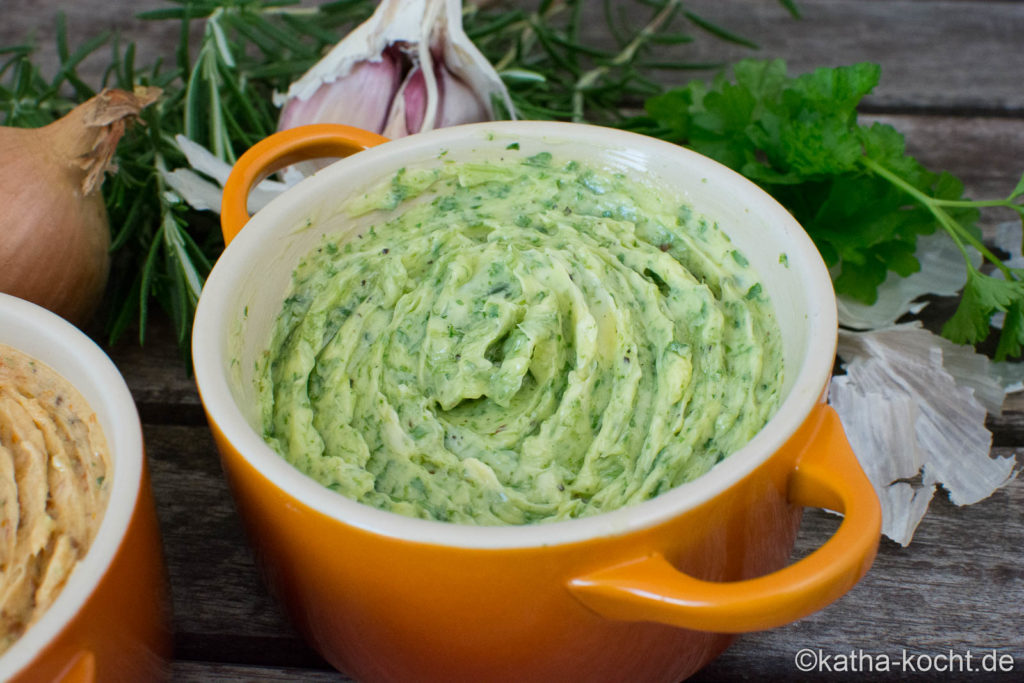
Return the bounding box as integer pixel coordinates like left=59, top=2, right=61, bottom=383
left=1, top=0, right=776, bottom=356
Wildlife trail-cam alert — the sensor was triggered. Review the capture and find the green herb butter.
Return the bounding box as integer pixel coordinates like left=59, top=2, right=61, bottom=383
left=256, top=152, right=783, bottom=525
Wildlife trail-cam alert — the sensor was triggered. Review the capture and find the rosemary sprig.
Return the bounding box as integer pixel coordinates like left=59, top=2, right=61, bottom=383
left=1, top=0, right=773, bottom=355
left=469, top=0, right=769, bottom=124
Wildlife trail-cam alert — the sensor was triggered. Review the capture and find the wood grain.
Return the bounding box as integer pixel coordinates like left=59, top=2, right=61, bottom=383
left=3, top=1, right=1024, bottom=113
left=673, top=0, right=1024, bottom=114
left=140, top=416, right=1024, bottom=677
left=103, top=316, right=205, bottom=422
left=171, top=662, right=352, bottom=682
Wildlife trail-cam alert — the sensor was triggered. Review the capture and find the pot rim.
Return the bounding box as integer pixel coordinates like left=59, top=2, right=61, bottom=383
left=0, top=293, right=144, bottom=677
left=193, top=120, right=837, bottom=550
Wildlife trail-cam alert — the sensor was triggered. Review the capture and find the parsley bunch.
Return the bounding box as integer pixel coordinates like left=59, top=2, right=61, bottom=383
left=636, top=59, right=1024, bottom=359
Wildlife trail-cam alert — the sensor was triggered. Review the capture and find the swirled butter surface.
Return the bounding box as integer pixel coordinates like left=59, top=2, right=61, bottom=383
left=256, top=150, right=783, bottom=525
left=0, top=344, right=110, bottom=652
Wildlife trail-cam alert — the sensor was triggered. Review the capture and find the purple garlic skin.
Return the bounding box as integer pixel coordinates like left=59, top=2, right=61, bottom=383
left=275, top=0, right=513, bottom=142
left=278, top=50, right=402, bottom=136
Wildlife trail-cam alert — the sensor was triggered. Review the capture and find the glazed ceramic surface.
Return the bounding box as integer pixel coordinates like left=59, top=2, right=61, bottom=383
left=194, top=121, right=881, bottom=682
left=0, top=293, right=171, bottom=683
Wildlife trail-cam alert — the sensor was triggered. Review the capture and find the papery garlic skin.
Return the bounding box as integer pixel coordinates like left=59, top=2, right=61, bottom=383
left=383, top=53, right=491, bottom=137
left=830, top=322, right=1019, bottom=546
left=276, top=0, right=513, bottom=138
left=837, top=231, right=981, bottom=331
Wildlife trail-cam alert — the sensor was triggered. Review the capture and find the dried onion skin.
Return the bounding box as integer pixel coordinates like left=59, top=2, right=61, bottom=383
left=0, top=88, right=158, bottom=326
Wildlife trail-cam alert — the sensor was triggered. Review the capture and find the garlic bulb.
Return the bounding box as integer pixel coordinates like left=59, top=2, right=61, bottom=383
left=275, top=0, right=514, bottom=138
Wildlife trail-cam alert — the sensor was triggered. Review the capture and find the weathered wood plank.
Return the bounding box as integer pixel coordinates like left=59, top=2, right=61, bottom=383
left=653, top=0, right=1024, bottom=113
left=145, top=421, right=340, bottom=667
left=102, top=316, right=204, bottom=422
left=146, top=418, right=1023, bottom=676
left=0, top=0, right=191, bottom=86
left=171, top=661, right=351, bottom=682
left=145, top=424, right=300, bottom=638
left=3, top=1, right=1024, bottom=113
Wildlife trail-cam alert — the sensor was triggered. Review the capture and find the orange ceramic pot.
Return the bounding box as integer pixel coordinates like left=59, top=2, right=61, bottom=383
left=0, top=294, right=171, bottom=682
left=193, top=122, right=881, bottom=682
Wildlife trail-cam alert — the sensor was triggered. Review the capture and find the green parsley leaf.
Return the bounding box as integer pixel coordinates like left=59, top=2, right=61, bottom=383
left=833, top=255, right=889, bottom=305
left=995, top=301, right=1024, bottom=362
left=1010, top=171, right=1024, bottom=201
left=643, top=82, right=703, bottom=142
left=942, top=267, right=1024, bottom=346
left=641, top=57, right=1024, bottom=357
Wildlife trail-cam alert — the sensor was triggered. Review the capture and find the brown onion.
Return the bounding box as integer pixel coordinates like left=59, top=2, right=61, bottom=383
left=0, top=88, right=159, bottom=326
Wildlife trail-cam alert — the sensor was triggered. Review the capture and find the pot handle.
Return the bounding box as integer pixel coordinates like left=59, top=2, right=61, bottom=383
left=568, top=404, right=881, bottom=633
left=220, top=124, right=390, bottom=246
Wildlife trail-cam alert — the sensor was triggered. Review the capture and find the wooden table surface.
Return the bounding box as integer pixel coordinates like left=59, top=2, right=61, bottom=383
left=4, top=1, right=1024, bottom=680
